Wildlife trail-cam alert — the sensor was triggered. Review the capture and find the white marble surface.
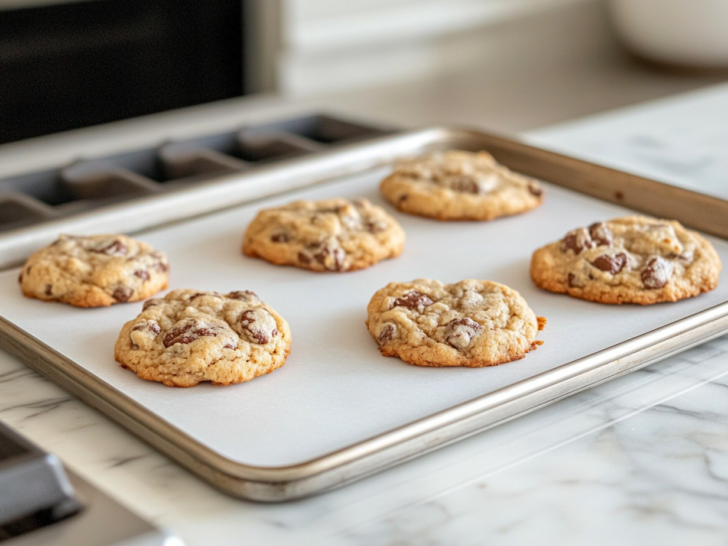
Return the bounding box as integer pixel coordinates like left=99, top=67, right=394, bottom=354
left=3, top=83, right=728, bottom=545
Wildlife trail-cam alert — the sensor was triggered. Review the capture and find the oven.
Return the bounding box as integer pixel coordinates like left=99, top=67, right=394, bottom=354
left=0, top=0, right=245, bottom=144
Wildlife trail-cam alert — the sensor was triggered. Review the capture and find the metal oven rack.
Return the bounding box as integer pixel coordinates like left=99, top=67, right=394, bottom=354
left=0, top=114, right=393, bottom=234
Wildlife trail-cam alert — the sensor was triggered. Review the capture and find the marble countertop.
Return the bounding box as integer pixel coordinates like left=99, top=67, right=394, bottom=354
left=3, top=83, right=728, bottom=546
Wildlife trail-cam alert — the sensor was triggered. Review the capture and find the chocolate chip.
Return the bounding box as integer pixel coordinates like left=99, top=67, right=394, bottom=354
left=562, top=234, right=577, bottom=251
left=568, top=273, right=579, bottom=288
left=91, top=239, right=127, bottom=256
left=365, top=220, right=387, bottom=234
left=155, top=260, right=169, bottom=273
left=189, top=291, right=221, bottom=300
left=113, top=286, right=133, bottom=302
left=528, top=182, right=543, bottom=197
left=377, top=323, right=397, bottom=344
left=642, top=256, right=672, bottom=289
left=445, top=318, right=482, bottom=350
left=163, top=319, right=224, bottom=347
left=240, top=309, right=278, bottom=344
left=45, top=284, right=52, bottom=296
left=228, top=290, right=259, bottom=301
left=134, top=270, right=150, bottom=281
left=313, top=245, right=345, bottom=271
left=26, top=266, right=32, bottom=273
left=450, top=175, right=480, bottom=194
left=398, top=194, right=409, bottom=204
left=17, top=272, right=22, bottom=283
left=223, top=341, right=238, bottom=350
left=298, top=252, right=312, bottom=265
left=164, top=320, right=201, bottom=347
left=667, top=251, right=694, bottom=263
left=133, top=321, right=161, bottom=334
left=591, top=252, right=627, bottom=274
left=588, top=222, right=613, bottom=247
left=143, top=299, right=162, bottom=310
left=392, top=291, right=433, bottom=312
left=271, top=232, right=289, bottom=243
left=561, top=228, right=594, bottom=254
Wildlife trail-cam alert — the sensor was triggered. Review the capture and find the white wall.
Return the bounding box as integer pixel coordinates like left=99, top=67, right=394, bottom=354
left=269, top=0, right=598, bottom=96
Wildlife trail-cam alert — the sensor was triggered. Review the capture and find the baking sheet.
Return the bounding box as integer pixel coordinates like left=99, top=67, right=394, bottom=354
left=1, top=167, right=727, bottom=468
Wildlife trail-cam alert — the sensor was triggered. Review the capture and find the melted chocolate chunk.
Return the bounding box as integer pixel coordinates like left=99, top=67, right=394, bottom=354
left=228, top=290, right=259, bottom=301
left=134, top=270, right=150, bottom=281
left=313, top=245, right=345, bottom=271
left=445, top=318, right=483, bottom=350
left=642, top=256, right=672, bottom=289
left=113, top=286, right=133, bottom=302
left=163, top=319, right=219, bottom=347
left=392, top=291, right=433, bottom=312
left=449, top=175, right=480, bottom=194
left=591, top=252, right=627, bottom=274
left=588, top=222, right=613, bottom=247
left=365, top=220, right=387, bottom=234
left=271, top=232, right=289, bottom=243
left=133, top=321, right=161, bottom=334
left=377, top=323, right=397, bottom=344
left=240, top=309, right=278, bottom=344
left=189, top=292, right=221, bottom=300
left=561, top=228, right=594, bottom=255
left=528, top=182, right=543, bottom=197
left=92, top=239, right=127, bottom=256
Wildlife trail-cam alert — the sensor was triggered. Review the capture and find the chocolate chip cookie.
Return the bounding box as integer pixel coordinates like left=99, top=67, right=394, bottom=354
left=19, top=234, right=169, bottom=308
left=366, top=279, right=545, bottom=367
left=530, top=216, right=722, bottom=305
left=243, top=198, right=405, bottom=272
left=114, top=289, right=292, bottom=387
left=379, top=150, right=543, bottom=221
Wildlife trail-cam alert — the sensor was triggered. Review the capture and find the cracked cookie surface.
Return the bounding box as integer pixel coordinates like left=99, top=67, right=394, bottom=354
left=114, top=289, right=292, bottom=387
left=243, top=197, right=405, bottom=272
left=530, top=216, right=722, bottom=305
left=366, top=279, right=545, bottom=367
left=379, top=150, right=543, bottom=221
left=19, top=234, right=169, bottom=308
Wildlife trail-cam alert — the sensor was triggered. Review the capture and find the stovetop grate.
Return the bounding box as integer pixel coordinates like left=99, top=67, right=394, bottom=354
left=0, top=114, right=393, bottom=234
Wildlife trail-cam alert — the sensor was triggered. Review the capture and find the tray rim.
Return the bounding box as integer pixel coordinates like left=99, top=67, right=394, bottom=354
left=3, top=303, right=728, bottom=501
left=2, top=126, right=728, bottom=501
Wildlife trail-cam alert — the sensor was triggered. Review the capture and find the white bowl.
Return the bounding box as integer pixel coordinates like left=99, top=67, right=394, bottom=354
left=609, top=0, right=728, bottom=68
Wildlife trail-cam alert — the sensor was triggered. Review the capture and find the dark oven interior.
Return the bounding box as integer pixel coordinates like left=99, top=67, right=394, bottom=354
left=0, top=0, right=245, bottom=144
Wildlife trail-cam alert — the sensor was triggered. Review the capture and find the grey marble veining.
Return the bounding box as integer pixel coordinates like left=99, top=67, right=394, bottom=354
left=3, top=83, right=728, bottom=545
left=527, top=83, right=728, bottom=201
left=336, top=337, right=728, bottom=546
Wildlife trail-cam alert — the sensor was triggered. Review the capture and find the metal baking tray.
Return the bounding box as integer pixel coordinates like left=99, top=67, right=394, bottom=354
left=1, top=128, right=728, bottom=502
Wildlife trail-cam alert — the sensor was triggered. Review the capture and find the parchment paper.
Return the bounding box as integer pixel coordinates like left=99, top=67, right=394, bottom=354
left=2, top=167, right=727, bottom=466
